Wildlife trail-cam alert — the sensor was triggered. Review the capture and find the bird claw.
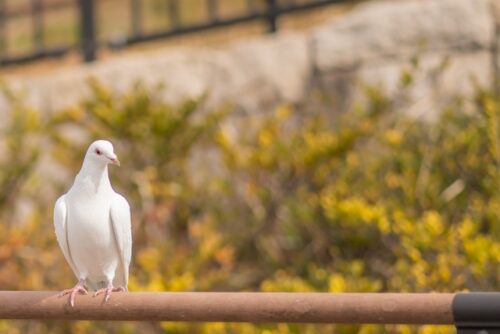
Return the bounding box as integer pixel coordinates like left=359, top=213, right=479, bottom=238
left=59, top=280, right=88, bottom=307
left=93, top=285, right=125, bottom=304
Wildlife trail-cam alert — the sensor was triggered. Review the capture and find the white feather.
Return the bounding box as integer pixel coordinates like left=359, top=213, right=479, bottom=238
left=54, top=195, right=79, bottom=279
left=110, top=194, right=132, bottom=290
left=53, top=140, right=132, bottom=291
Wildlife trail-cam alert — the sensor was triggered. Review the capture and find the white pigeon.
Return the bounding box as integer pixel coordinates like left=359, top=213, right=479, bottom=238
left=54, top=140, right=132, bottom=307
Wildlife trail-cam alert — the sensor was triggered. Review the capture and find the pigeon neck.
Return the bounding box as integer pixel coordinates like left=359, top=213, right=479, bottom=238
left=76, top=159, right=112, bottom=193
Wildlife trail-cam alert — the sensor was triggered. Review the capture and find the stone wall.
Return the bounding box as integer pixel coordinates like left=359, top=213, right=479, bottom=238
left=1, top=0, right=498, bottom=118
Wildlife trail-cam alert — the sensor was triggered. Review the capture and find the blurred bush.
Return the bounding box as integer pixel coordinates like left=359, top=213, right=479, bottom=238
left=0, top=66, right=498, bottom=333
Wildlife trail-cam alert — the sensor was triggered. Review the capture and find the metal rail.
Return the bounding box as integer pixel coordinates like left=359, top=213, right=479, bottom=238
left=2, top=291, right=500, bottom=333
left=0, top=292, right=455, bottom=322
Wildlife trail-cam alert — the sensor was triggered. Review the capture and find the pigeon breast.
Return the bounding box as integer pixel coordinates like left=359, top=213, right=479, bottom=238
left=66, top=189, right=120, bottom=284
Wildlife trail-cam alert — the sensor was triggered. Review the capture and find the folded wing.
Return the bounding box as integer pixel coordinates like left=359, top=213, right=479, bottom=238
left=54, top=195, right=80, bottom=279
left=110, top=193, right=132, bottom=290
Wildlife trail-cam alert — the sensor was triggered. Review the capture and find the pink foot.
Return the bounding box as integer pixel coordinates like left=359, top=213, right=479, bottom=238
left=93, top=283, right=125, bottom=303
left=59, top=279, right=88, bottom=307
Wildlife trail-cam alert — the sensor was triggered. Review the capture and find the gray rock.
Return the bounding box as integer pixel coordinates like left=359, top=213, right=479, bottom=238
left=0, top=33, right=310, bottom=114
left=313, top=0, right=494, bottom=71
left=357, top=51, right=492, bottom=119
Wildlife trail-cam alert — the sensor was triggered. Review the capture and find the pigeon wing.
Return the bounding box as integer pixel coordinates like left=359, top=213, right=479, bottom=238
left=54, top=195, right=80, bottom=279
left=110, top=193, right=132, bottom=290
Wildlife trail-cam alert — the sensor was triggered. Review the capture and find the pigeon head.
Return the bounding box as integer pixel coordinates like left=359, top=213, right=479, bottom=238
left=86, top=140, right=120, bottom=166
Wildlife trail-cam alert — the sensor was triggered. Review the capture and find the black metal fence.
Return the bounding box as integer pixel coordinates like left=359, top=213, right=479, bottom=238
left=0, top=0, right=350, bottom=66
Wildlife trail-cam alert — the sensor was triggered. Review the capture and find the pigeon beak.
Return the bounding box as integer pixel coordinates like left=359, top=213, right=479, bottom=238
left=108, top=155, right=120, bottom=166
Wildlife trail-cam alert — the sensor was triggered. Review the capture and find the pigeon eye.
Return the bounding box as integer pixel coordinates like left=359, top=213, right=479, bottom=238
left=95, top=149, right=102, bottom=155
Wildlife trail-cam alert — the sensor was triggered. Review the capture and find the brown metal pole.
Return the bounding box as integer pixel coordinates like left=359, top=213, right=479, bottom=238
left=0, top=291, right=455, bottom=323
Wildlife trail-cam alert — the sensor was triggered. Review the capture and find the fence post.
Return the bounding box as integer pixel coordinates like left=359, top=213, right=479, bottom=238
left=207, top=0, right=219, bottom=23
left=266, top=0, right=278, bottom=33
left=0, top=0, right=5, bottom=58
left=168, top=0, right=180, bottom=30
left=131, top=0, right=142, bottom=38
left=80, top=0, right=96, bottom=62
left=32, top=0, right=44, bottom=50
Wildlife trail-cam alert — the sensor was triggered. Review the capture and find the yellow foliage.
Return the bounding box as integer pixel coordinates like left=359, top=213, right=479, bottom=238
left=261, top=270, right=315, bottom=292
left=328, top=274, right=346, bottom=292
left=0, top=71, right=499, bottom=334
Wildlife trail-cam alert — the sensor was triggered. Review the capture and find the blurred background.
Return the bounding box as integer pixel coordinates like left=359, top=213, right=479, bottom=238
left=0, top=0, right=499, bottom=333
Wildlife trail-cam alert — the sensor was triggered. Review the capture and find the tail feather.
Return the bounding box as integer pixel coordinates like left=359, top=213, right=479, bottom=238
left=113, top=263, right=128, bottom=291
